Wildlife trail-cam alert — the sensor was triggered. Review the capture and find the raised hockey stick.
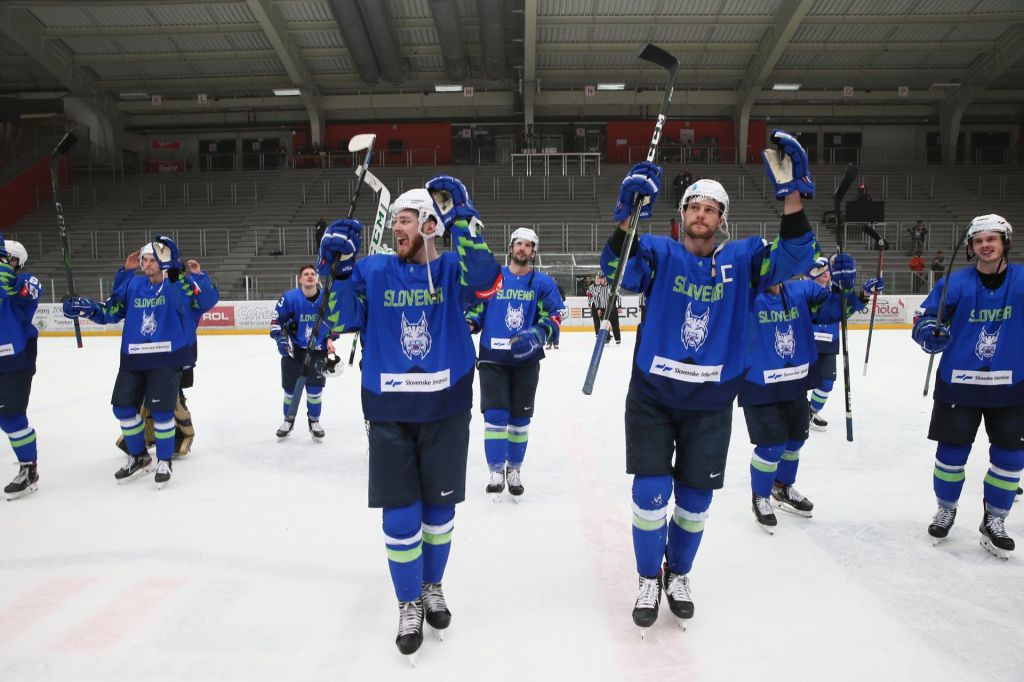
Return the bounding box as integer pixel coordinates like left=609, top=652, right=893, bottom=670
left=922, top=226, right=969, bottom=397
left=347, top=167, right=392, bottom=366
left=833, top=163, right=858, bottom=441
left=582, top=43, right=678, bottom=395
left=860, top=225, right=887, bottom=375
left=287, top=133, right=376, bottom=419
left=50, top=130, right=82, bottom=347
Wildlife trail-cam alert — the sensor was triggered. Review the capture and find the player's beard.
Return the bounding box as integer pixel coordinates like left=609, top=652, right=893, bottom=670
left=397, top=231, right=424, bottom=262
left=511, top=251, right=531, bottom=267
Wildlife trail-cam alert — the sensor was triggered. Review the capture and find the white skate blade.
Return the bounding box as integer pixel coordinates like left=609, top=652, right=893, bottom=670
left=771, top=499, right=813, bottom=518
left=931, top=535, right=948, bottom=547
left=638, top=626, right=652, bottom=640
left=755, top=520, right=775, bottom=535
left=116, top=464, right=154, bottom=485
left=5, top=483, right=38, bottom=501
left=674, top=617, right=688, bottom=631
left=509, top=494, right=522, bottom=504
left=404, top=651, right=420, bottom=667
left=155, top=480, right=168, bottom=490
left=809, top=423, right=827, bottom=432
left=311, top=435, right=324, bottom=443
left=489, top=492, right=503, bottom=503
left=980, top=536, right=1011, bottom=560
left=429, top=626, right=446, bottom=642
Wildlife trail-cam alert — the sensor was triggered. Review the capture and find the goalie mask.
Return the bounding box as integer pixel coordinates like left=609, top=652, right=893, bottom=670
left=389, top=188, right=445, bottom=238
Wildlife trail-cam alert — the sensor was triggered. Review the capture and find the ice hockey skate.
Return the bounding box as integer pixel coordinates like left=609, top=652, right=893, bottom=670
left=154, top=460, right=172, bottom=489
left=979, top=506, right=1015, bottom=560
left=752, top=494, right=777, bottom=534
left=632, top=573, right=662, bottom=638
left=422, top=582, right=450, bottom=641
left=506, top=466, right=524, bottom=501
left=771, top=483, right=814, bottom=518
left=486, top=466, right=505, bottom=502
left=395, top=598, right=424, bottom=665
left=308, top=418, right=325, bottom=441
left=927, top=506, right=957, bottom=545
left=115, top=453, right=153, bottom=483
left=276, top=418, right=294, bottom=439
left=810, top=413, right=828, bottom=431
left=4, top=463, right=38, bottom=501
left=662, top=563, right=694, bottom=629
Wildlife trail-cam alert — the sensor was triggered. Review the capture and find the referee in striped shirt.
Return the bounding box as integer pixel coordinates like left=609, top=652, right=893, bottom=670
left=587, top=274, right=621, bottom=344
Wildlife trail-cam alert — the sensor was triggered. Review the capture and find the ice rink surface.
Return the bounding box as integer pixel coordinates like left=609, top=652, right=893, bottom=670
left=0, top=329, right=1020, bottom=682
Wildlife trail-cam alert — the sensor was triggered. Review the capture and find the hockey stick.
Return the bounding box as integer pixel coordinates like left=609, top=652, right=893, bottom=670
left=582, top=43, right=678, bottom=395
left=286, top=133, right=376, bottom=419
left=833, top=163, right=858, bottom=441
left=50, top=130, right=82, bottom=347
left=922, top=227, right=969, bottom=397
left=347, top=167, right=392, bottom=366
left=860, top=225, right=887, bottom=375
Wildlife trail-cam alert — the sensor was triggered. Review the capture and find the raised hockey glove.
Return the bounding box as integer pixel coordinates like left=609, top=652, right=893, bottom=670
left=62, top=295, right=100, bottom=320
left=862, top=276, right=885, bottom=295
left=912, top=317, right=952, bottom=355
left=762, top=129, right=815, bottom=200
left=275, top=335, right=293, bottom=358
left=426, top=175, right=480, bottom=229
left=614, top=161, right=661, bottom=222
left=510, top=325, right=546, bottom=360
left=830, top=253, right=857, bottom=289
left=318, top=218, right=363, bottom=278
left=152, top=235, right=181, bottom=272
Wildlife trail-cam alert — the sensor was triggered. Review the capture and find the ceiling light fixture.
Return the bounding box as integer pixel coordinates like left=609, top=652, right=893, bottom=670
left=596, top=83, right=625, bottom=91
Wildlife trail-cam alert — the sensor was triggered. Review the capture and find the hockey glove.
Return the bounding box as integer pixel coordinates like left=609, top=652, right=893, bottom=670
left=275, top=335, right=293, bottom=358
left=614, top=161, right=661, bottom=222
left=912, top=317, right=952, bottom=355
left=62, top=296, right=100, bottom=320
left=16, top=273, right=41, bottom=301
left=152, top=235, right=182, bottom=272
left=318, top=218, right=363, bottom=278
left=762, top=129, right=815, bottom=200
left=510, top=326, right=546, bottom=360
left=830, top=253, right=857, bottom=290
left=862, top=276, right=885, bottom=295
left=426, top=175, right=480, bottom=229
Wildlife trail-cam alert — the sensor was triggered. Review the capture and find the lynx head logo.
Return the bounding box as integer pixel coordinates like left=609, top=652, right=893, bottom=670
left=400, top=311, right=432, bottom=361
left=505, top=302, right=525, bottom=331
left=140, top=310, right=157, bottom=337
left=681, top=303, right=710, bottom=352
left=975, top=326, right=999, bottom=361
left=774, top=324, right=796, bottom=359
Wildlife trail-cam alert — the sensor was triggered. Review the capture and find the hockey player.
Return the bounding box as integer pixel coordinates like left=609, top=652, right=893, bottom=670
left=270, top=264, right=336, bottom=440
left=742, top=256, right=882, bottom=532
left=912, top=214, right=1022, bottom=559
left=0, top=236, right=42, bottom=500
left=63, top=236, right=217, bottom=488
left=603, top=130, right=818, bottom=633
left=807, top=258, right=838, bottom=431
left=318, top=176, right=501, bottom=660
left=465, top=227, right=564, bottom=501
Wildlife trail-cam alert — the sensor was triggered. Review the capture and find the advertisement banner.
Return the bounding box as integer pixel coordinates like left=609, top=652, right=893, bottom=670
left=145, top=159, right=185, bottom=173
left=198, top=305, right=236, bottom=328
left=151, top=140, right=182, bottom=150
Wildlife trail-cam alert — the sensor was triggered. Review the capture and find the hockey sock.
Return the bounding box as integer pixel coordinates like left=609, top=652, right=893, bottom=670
left=282, top=391, right=294, bottom=418
left=382, top=502, right=424, bottom=603
left=984, top=446, right=1024, bottom=515
left=421, top=503, right=455, bottom=584
left=750, top=444, right=785, bottom=497
left=306, top=387, right=323, bottom=420
left=631, top=475, right=672, bottom=577
left=933, top=442, right=971, bottom=508
left=0, top=414, right=37, bottom=463
left=483, top=408, right=510, bottom=471
left=666, top=482, right=712, bottom=575
left=151, top=410, right=175, bottom=461
left=113, top=406, right=147, bottom=456
left=507, top=417, right=530, bottom=467
left=809, top=379, right=833, bottom=413
left=775, top=439, right=805, bottom=486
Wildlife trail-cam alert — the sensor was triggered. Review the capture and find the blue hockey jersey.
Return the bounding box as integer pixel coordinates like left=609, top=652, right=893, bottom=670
left=813, top=318, right=840, bottom=355
left=466, top=266, right=564, bottom=365
left=271, top=287, right=331, bottom=351
left=327, top=221, right=502, bottom=422
left=0, top=264, right=42, bottom=373
left=917, top=263, right=1024, bottom=407
left=603, top=226, right=818, bottom=411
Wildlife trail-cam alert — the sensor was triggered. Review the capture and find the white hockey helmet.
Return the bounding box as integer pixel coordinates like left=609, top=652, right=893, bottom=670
left=389, top=188, right=445, bottom=237
left=509, top=226, right=539, bottom=250
left=4, top=240, right=27, bottom=267
left=681, top=179, right=730, bottom=225
left=964, top=214, right=1012, bottom=245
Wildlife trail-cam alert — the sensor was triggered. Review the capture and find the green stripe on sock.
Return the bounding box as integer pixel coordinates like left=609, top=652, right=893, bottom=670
left=122, top=424, right=145, bottom=437
left=781, top=451, right=800, bottom=462
left=484, top=431, right=508, bottom=440
left=632, top=514, right=665, bottom=532
left=984, top=474, right=1019, bottom=492
left=386, top=544, right=423, bottom=564
left=934, top=468, right=966, bottom=483
left=751, top=458, right=778, bottom=474
left=422, top=531, right=452, bottom=546
left=672, top=514, right=705, bottom=533
left=155, top=429, right=175, bottom=440
left=9, top=432, right=36, bottom=448
left=508, top=433, right=528, bottom=444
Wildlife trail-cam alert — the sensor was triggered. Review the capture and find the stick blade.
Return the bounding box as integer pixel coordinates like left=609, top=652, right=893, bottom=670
left=54, top=131, right=77, bottom=155
left=638, top=43, right=678, bottom=70
left=348, top=133, right=376, bottom=153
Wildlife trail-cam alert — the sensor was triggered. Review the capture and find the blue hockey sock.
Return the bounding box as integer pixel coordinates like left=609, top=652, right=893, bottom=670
left=775, top=439, right=805, bottom=486
left=382, top=503, right=424, bottom=603
left=113, top=406, right=146, bottom=456
left=0, top=414, right=37, bottom=463
left=984, top=446, right=1024, bottom=516
left=809, top=379, right=833, bottom=413
left=306, top=387, right=323, bottom=420
left=483, top=408, right=510, bottom=471
left=631, top=475, right=672, bottom=577
left=750, top=444, right=784, bottom=497
left=507, top=417, right=530, bottom=467
left=421, top=503, right=455, bottom=584
left=282, top=391, right=294, bottom=419
left=666, top=482, right=713, bottom=575
left=151, top=410, right=175, bottom=461
left=933, top=442, right=971, bottom=508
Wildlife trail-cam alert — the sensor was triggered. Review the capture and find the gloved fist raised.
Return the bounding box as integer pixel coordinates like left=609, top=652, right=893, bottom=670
left=510, top=326, right=546, bottom=360
left=426, top=175, right=480, bottom=228
left=62, top=296, right=99, bottom=320
left=862, top=276, right=885, bottom=295
left=318, top=218, right=363, bottom=278
left=912, top=317, right=952, bottom=355
left=762, top=129, right=815, bottom=200
left=830, top=253, right=857, bottom=289
left=614, top=161, right=661, bottom=222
